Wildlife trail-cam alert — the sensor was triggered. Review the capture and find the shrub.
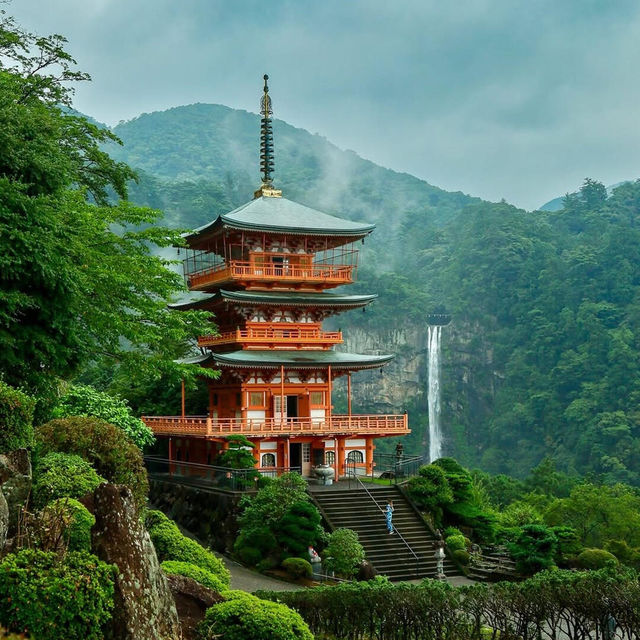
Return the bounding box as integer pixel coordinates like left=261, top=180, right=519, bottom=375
left=0, top=381, right=35, bottom=452
left=32, top=451, right=105, bottom=508
left=161, top=560, right=227, bottom=593
left=576, top=548, right=618, bottom=570
left=36, top=417, right=148, bottom=507
left=275, top=501, right=323, bottom=556
left=605, top=540, right=640, bottom=568
left=509, top=524, right=558, bottom=575
left=199, top=590, right=313, bottom=640
left=233, top=526, right=278, bottom=566
left=236, top=545, right=263, bottom=567
left=406, top=464, right=453, bottom=523
left=446, top=502, right=498, bottom=543
left=452, top=549, right=470, bottom=566
left=499, top=501, right=543, bottom=527
left=282, top=557, right=312, bottom=580
left=53, top=384, right=154, bottom=449
left=446, top=534, right=467, bottom=551
left=0, top=549, right=115, bottom=640
left=324, top=528, right=365, bottom=579
left=145, top=510, right=230, bottom=586
left=444, top=526, right=463, bottom=538
left=46, top=498, right=95, bottom=551
left=216, top=434, right=256, bottom=469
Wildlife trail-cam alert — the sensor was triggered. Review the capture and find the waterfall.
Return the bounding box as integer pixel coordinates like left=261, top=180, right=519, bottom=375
left=427, top=325, right=443, bottom=462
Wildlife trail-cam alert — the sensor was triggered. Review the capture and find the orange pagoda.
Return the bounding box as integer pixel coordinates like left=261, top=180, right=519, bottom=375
left=144, top=76, right=409, bottom=478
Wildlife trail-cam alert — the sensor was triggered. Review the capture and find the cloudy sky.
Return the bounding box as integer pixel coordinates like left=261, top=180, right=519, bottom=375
left=7, top=0, right=640, bottom=209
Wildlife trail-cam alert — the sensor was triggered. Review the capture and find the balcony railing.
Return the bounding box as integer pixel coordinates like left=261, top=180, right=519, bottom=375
left=142, top=414, right=409, bottom=438
left=198, top=325, right=343, bottom=348
left=187, top=261, right=355, bottom=290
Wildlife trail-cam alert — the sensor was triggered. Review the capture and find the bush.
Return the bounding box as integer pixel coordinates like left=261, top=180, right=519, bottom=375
left=576, top=548, right=618, bottom=570
left=0, top=381, right=35, bottom=452
left=0, top=549, right=115, bottom=640
left=161, top=560, right=227, bottom=593
left=509, top=524, right=557, bottom=575
left=47, top=498, right=95, bottom=551
left=605, top=539, right=640, bottom=568
left=452, top=549, right=470, bottom=566
left=444, top=526, right=463, bottom=538
left=275, top=501, right=323, bottom=556
left=236, top=545, right=263, bottom=567
left=233, top=526, right=278, bottom=566
left=446, top=534, right=467, bottom=551
left=199, top=590, right=313, bottom=640
left=324, top=528, right=365, bottom=579
left=32, top=451, right=105, bottom=508
left=446, top=502, right=498, bottom=543
left=145, top=510, right=230, bottom=587
left=53, top=384, right=154, bottom=449
left=406, top=464, right=453, bottom=522
left=36, top=417, right=148, bottom=507
left=282, top=557, right=312, bottom=580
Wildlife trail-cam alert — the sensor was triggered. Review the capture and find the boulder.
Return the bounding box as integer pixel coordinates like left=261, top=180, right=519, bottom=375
left=0, top=449, right=32, bottom=537
left=165, top=574, right=223, bottom=640
left=91, top=483, right=182, bottom=640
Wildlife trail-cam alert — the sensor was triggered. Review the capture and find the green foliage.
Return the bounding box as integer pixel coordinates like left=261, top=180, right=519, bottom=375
left=145, top=510, right=230, bottom=586
left=324, top=528, right=365, bottom=579
left=35, top=417, right=148, bottom=508
left=452, top=549, right=470, bottom=566
left=445, top=502, right=498, bottom=543
left=0, top=549, right=115, bottom=640
left=199, top=590, right=314, bottom=640
left=499, top=501, right=543, bottom=528
left=216, top=434, right=256, bottom=469
left=509, top=524, right=558, bottom=575
left=0, top=381, right=35, bottom=452
left=576, top=548, right=618, bottom=570
left=0, top=13, right=214, bottom=402
left=281, top=557, right=312, bottom=580
left=446, top=534, right=467, bottom=551
left=406, top=464, right=453, bottom=523
left=161, top=560, right=227, bottom=593
left=32, top=451, right=105, bottom=509
left=233, top=526, right=278, bottom=566
left=53, top=384, right=154, bottom=449
left=550, top=526, right=583, bottom=559
left=275, top=501, right=323, bottom=557
left=604, top=540, right=640, bottom=568
left=443, top=526, right=463, bottom=538
left=45, top=498, right=95, bottom=552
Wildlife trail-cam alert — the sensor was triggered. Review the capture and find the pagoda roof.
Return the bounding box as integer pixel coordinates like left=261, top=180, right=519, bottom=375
left=169, top=289, right=377, bottom=311
left=184, top=196, right=375, bottom=242
left=178, top=350, right=393, bottom=370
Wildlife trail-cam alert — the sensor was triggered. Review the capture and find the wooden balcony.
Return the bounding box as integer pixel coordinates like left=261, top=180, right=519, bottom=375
left=143, top=414, right=409, bottom=438
left=187, top=260, right=355, bottom=290
left=198, top=324, right=343, bottom=349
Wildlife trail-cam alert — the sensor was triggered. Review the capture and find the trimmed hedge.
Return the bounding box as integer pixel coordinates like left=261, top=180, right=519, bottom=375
left=282, top=557, right=312, bottom=580
left=576, top=548, right=618, bottom=570
left=146, top=510, right=230, bottom=587
left=0, top=549, right=115, bottom=640
left=446, top=534, right=467, bottom=551
left=258, top=567, right=640, bottom=640
left=161, top=560, right=227, bottom=593
left=32, top=451, right=105, bottom=508
left=46, top=498, right=95, bottom=551
left=0, top=381, right=35, bottom=452
left=199, top=590, right=313, bottom=640
left=452, top=549, right=470, bottom=566
left=36, top=417, right=148, bottom=507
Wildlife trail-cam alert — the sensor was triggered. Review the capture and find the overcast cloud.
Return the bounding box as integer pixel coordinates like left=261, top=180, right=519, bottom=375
left=6, top=0, right=640, bottom=209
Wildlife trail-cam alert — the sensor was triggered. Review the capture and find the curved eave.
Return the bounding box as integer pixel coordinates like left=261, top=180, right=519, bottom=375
left=176, top=351, right=393, bottom=371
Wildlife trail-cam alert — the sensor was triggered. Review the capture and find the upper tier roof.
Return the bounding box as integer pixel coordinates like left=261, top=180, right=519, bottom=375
left=184, top=196, right=375, bottom=242
left=169, top=289, right=377, bottom=311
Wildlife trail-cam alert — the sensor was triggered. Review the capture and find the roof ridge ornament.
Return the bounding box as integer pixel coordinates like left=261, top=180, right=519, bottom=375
left=254, top=74, right=282, bottom=199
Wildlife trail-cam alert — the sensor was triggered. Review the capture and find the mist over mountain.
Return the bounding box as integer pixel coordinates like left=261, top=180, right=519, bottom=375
left=107, top=103, right=640, bottom=485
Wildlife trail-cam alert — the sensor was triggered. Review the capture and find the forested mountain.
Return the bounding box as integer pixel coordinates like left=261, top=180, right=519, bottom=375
left=106, top=103, right=640, bottom=485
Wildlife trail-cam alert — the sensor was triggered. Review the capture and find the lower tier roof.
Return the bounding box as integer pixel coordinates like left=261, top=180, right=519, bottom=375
left=179, top=350, right=393, bottom=370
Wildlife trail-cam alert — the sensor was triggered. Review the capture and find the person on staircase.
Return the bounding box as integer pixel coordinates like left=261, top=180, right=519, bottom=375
left=385, top=500, right=394, bottom=534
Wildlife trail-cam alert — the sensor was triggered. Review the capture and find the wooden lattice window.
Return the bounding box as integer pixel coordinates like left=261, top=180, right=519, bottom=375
left=261, top=453, right=276, bottom=467
left=347, top=450, right=364, bottom=463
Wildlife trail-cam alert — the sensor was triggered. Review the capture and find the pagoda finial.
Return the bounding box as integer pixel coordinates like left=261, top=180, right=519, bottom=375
left=255, top=73, right=282, bottom=198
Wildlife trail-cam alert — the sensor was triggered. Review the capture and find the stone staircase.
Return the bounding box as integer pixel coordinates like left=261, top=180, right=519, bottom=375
left=311, top=485, right=460, bottom=581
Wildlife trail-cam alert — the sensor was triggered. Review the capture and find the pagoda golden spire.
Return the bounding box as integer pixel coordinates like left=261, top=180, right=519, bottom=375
left=254, top=74, right=282, bottom=198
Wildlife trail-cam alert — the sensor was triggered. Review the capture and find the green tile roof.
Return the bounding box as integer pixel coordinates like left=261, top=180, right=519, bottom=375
left=169, top=290, right=376, bottom=310
left=178, top=350, right=393, bottom=370
left=185, top=196, right=375, bottom=241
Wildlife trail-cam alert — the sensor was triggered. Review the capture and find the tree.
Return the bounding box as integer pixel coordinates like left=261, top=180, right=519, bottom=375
left=324, top=528, right=365, bottom=579
left=0, top=11, right=215, bottom=406
left=216, top=435, right=256, bottom=469
left=53, top=384, right=154, bottom=449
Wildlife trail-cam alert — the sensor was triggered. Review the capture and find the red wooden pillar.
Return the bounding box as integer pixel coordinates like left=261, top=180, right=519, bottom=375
left=365, top=437, right=374, bottom=476
left=337, top=436, right=346, bottom=479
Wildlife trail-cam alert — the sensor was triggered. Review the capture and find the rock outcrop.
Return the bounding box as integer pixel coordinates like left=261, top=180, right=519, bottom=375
left=166, top=574, right=223, bottom=640
left=91, top=483, right=182, bottom=640
left=0, top=489, right=8, bottom=551
left=0, top=449, right=32, bottom=538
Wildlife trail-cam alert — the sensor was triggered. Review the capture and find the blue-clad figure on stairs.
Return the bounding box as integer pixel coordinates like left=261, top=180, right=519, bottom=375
left=385, top=500, right=394, bottom=534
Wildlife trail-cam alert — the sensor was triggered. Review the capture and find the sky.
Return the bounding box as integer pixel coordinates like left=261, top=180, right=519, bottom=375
left=6, top=0, right=640, bottom=210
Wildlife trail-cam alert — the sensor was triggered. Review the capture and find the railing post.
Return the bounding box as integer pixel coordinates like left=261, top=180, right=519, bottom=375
left=206, top=416, right=212, bottom=435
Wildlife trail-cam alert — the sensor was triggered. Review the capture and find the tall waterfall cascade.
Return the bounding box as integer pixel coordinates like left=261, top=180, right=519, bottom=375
left=427, top=325, right=443, bottom=462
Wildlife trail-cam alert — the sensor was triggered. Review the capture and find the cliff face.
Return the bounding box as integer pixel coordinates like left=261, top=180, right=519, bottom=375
left=337, top=318, right=501, bottom=464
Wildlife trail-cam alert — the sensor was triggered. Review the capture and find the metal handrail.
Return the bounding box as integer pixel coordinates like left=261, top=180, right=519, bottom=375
left=345, top=461, right=421, bottom=578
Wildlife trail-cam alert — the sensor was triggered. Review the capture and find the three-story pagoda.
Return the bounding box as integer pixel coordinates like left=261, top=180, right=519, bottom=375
left=144, top=76, right=409, bottom=477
